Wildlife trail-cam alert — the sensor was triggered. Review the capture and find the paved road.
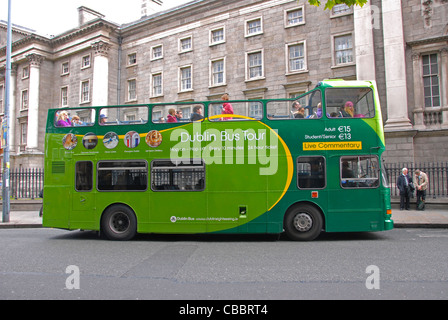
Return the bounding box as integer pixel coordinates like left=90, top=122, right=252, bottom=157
left=0, top=228, right=447, bottom=301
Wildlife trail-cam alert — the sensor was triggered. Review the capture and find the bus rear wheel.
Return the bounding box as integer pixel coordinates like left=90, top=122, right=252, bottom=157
left=101, top=205, right=137, bottom=241
left=284, top=204, right=323, bottom=241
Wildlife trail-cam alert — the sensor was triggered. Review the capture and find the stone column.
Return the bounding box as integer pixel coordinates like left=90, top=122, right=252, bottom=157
left=91, top=40, right=110, bottom=107
left=381, top=0, right=413, bottom=130
left=354, top=0, right=376, bottom=81
left=26, top=53, right=44, bottom=151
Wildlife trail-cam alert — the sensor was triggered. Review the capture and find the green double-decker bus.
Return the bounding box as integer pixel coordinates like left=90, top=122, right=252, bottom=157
left=43, top=80, right=393, bottom=240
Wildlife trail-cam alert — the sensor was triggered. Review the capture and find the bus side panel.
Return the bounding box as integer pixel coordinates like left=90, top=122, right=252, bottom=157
left=148, top=191, right=207, bottom=233
left=42, top=185, right=70, bottom=229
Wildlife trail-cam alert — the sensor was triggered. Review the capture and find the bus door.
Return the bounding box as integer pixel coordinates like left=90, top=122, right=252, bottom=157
left=71, top=160, right=96, bottom=228
left=329, top=155, right=381, bottom=232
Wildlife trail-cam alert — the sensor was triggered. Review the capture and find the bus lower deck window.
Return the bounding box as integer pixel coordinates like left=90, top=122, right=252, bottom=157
left=97, top=160, right=147, bottom=191
left=297, top=156, right=326, bottom=189
left=75, top=161, right=93, bottom=191
left=151, top=159, right=205, bottom=191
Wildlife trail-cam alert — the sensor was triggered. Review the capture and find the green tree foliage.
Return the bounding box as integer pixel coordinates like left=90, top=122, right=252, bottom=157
left=307, top=0, right=368, bottom=10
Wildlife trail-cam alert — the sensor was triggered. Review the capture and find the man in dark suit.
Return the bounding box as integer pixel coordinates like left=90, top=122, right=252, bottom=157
left=397, top=167, right=412, bottom=210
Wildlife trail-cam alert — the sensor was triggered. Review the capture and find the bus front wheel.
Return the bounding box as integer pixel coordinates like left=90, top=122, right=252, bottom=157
left=101, top=205, right=137, bottom=241
left=284, top=204, right=323, bottom=241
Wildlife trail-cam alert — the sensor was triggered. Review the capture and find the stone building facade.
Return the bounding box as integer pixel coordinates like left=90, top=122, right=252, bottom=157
left=0, top=0, right=447, bottom=169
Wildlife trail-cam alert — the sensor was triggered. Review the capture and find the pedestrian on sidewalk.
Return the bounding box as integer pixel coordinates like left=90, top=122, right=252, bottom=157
left=414, top=169, right=428, bottom=210
left=397, top=167, right=412, bottom=210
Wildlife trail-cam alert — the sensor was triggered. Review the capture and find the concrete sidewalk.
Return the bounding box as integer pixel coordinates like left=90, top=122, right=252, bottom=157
left=0, top=208, right=447, bottom=229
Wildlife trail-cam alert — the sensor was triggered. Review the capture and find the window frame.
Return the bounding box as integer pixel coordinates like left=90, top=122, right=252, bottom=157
left=210, top=26, right=226, bottom=46
left=245, top=17, right=263, bottom=37
left=80, top=80, right=90, bottom=104
left=81, top=54, right=91, bottom=69
left=97, top=160, right=148, bottom=192
left=75, top=161, right=93, bottom=192
left=246, top=49, right=264, bottom=81
left=179, top=65, right=193, bottom=92
left=151, top=45, right=163, bottom=61
left=297, top=156, right=326, bottom=190
left=179, top=35, right=193, bottom=53
left=340, top=155, right=380, bottom=189
left=332, top=33, right=354, bottom=67
left=210, top=57, right=226, bottom=87
left=150, top=159, right=206, bottom=192
left=286, top=41, right=307, bottom=74
left=284, top=6, right=305, bottom=28
left=422, top=53, right=441, bottom=108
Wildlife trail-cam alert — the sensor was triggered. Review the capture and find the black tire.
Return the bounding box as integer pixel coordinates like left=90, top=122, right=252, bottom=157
left=284, top=204, right=323, bottom=241
left=101, top=205, right=137, bottom=241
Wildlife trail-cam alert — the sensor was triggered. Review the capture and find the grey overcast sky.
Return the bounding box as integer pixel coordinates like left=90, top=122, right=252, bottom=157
left=1, top=0, right=192, bottom=37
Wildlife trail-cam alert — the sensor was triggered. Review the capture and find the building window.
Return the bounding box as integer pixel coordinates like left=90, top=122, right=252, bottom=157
left=151, top=45, right=163, bottom=60
left=249, top=101, right=263, bottom=119
left=22, top=66, right=29, bottom=79
left=246, top=50, right=264, bottom=80
left=61, top=62, right=69, bottom=75
left=180, top=66, right=192, bottom=91
left=332, top=4, right=352, bottom=16
left=334, top=34, right=354, bottom=66
left=21, top=90, right=28, bottom=110
left=61, top=87, right=68, bottom=106
left=20, top=122, right=27, bottom=146
left=210, top=58, right=225, bottom=87
left=422, top=54, right=440, bottom=107
left=128, top=53, right=137, bottom=65
left=287, top=42, right=306, bottom=73
left=179, top=36, right=193, bottom=53
left=245, top=17, right=263, bottom=37
left=80, top=80, right=90, bottom=103
left=81, top=55, right=91, bottom=69
left=151, top=73, right=163, bottom=97
left=127, top=79, right=137, bottom=101
left=210, top=27, right=225, bottom=45
left=285, top=7, right=305, bottom=27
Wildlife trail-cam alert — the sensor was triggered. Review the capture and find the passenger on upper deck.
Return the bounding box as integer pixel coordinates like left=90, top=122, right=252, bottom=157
left=56, top=111, right=71, bottom=127
left=340, top=101, right=354, bottom=117
left=221, top=93, right=234, bottom=120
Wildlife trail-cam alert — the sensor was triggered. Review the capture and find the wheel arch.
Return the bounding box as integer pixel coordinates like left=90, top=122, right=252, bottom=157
left=284, top=201, right=326, bottom=232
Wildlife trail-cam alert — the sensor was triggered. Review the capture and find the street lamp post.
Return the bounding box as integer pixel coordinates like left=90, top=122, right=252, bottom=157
left=2, top=0, right=12, bottom=223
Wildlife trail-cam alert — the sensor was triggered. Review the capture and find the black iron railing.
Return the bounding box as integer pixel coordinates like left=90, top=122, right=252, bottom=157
left=385, top=162, right=448, bottom=198
left=0, top=168, right=44, bottom=199
left=1, top=163, right=447, bottom=199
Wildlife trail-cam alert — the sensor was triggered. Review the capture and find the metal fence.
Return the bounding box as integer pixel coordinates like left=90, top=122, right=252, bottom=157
left=385, top=162, right=448, bottom=199
left=0, top=168, right=44, bottom=199
left=0, top=163, right=447, bottom=200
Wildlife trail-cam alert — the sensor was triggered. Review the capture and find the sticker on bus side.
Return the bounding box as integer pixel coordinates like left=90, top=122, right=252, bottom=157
left=303, top=141, right=362, bottom=151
